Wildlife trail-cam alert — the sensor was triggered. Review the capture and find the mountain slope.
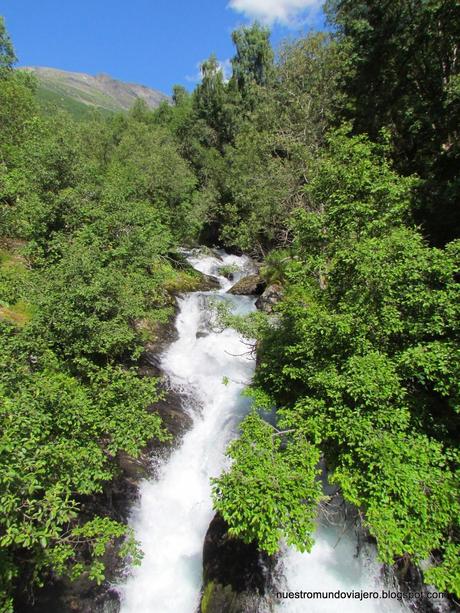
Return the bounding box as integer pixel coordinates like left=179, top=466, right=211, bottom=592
left=21, top=67, right=170, bottom=116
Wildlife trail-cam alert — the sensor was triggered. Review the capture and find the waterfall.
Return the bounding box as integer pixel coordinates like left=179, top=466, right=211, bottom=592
left=117, top=250, right=408, bottom=613
left=118, top=251, right=257, bottom=613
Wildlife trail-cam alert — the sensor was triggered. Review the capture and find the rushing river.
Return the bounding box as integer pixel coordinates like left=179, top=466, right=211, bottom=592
left=119, top=251, right=257, bottom=613
left=118, top=250, right=407, bottom=613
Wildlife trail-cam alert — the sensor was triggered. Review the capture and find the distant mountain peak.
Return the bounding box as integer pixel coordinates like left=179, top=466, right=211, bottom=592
left=20, top=66, right=170, bottom=114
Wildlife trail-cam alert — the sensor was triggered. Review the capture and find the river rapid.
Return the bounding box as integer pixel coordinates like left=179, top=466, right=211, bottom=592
left=118, top=250, right=407, bottom=613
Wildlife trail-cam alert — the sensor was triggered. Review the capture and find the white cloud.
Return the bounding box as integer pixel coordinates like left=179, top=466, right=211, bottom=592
left=218, top=59, right=233, bottom=83
left=228, top=0, right=322, bottom=26
left=186, top=58, right=232, bottom=84
left=185, top=63, right=202, bottom=83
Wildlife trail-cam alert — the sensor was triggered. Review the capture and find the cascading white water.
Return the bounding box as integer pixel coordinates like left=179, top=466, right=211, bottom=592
left=119, top=251, right=257, bottom=613
left=279, top=524, right=407, bottom=613
left=118, top=250, right=409, bottom=613
left=276, top=464, right=408, bottom=613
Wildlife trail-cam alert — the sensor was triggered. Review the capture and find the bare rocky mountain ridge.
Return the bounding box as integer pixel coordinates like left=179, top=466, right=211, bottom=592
left=21, top=66, right=170, bottom=113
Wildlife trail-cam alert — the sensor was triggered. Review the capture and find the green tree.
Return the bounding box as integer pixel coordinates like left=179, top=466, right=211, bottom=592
left=193, top=54, right=229, bottom=147
left=172, top=84, right=189, bottom=106
left=0, top=16, right=16, bottom=76
left=275, top=33, right=347, bottom=150
left=212, top=412, right=323, bottom=555
left=230, top=23, right=274, bottom=94
left=0, top=326, right=167, bottom=610
left=326, top=0, right=460, bottom=244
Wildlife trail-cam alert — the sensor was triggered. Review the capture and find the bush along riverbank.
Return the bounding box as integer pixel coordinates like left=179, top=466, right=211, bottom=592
left=210, top=175, right=460, bottom=608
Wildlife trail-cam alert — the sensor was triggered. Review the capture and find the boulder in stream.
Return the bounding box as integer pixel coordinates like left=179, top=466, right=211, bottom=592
left=166, top=250, right=221, bottom=291
left=255, top=284, right=283, bottom=313
left=200, top=514, right=278, bottom=613
left=197, top=273, right=221, bottom=291
left=227, top=275, right=266, bottom=296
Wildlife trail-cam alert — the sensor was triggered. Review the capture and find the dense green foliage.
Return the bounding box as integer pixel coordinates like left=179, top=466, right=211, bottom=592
left=212, top=412, right=323, bottom=555
left=243, top=133, right=460, bottom=591
left=1, top=2, right=459, bottom=608
left=0, top=17, right=15, bottom=77
left=326, top=0, right=460, bottom=246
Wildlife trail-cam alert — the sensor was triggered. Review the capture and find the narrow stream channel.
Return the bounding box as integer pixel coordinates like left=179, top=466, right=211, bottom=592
left=119, top=251, right=257, bottom=612
left=118, top=250, right=407, bottom=613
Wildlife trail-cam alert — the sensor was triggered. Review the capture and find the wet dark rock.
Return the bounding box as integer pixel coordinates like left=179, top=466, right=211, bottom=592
left=223, top=245, right=243, bottom=257
left=152, top=380, right=193, bottom=443
left=227, top=275, right=266, bottom=296
left=15, top=579, right=121, bottom=613
left=391, top=558, right=458, bottom=612
left=194, top=273, right=220, bottom=291
left=255, top=284, right=283, bottom=313
left=138, top=312, right=194, bottom=447
left=134, top=300, right=180, bottom=378
left=200, top=514, right=278, bottom=613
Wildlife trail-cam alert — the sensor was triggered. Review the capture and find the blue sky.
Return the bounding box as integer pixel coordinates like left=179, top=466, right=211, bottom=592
left=1, top=0, right=327, bottom=95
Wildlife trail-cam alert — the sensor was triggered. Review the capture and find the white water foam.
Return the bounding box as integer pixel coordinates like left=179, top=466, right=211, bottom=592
left=119, top=251, right=256, bottom=613
left=279, top=522, right=407, bottom=613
